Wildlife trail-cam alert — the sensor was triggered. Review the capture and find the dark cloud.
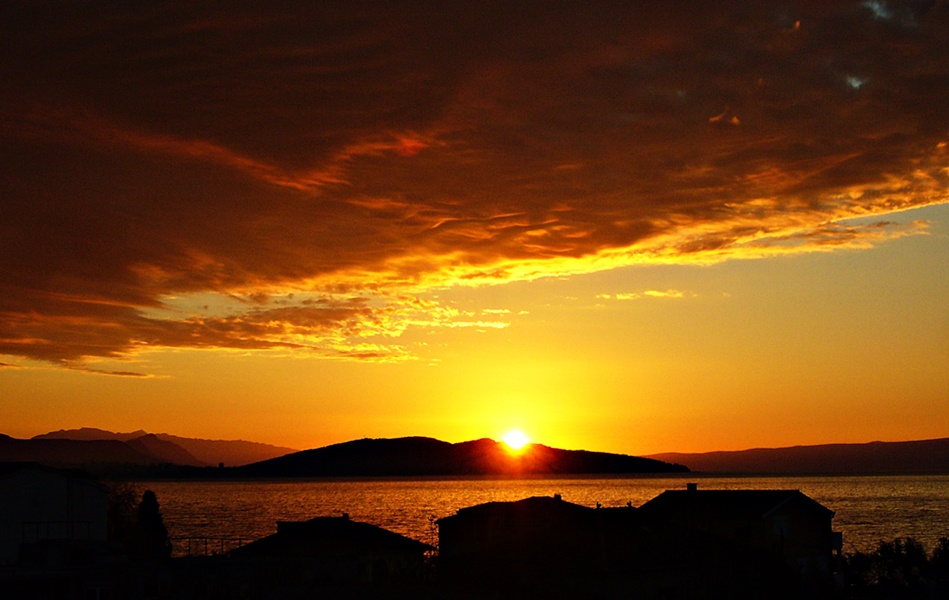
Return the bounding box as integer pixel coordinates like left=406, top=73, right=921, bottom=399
left=1, top=0, right=947, bottom=365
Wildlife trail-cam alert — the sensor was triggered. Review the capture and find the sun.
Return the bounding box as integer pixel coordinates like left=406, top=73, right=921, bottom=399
left=501, top=429, right=531, bottom=451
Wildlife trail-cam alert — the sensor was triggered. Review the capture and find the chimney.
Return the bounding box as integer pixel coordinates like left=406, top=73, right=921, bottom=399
left=686, top=482, right=698, bottom=492
left=553, top=493, right=562, bottom=501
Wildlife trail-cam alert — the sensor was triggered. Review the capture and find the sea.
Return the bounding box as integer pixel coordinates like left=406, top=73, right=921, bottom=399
left=131, top=474, right=949, bottom=557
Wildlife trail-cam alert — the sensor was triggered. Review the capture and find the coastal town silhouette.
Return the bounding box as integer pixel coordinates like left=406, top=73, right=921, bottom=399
left=2, top=460, right=948, bottom=599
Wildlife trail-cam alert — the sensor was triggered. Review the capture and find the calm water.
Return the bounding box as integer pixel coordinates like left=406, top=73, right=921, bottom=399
left=133, top=475, right=949, bottom=556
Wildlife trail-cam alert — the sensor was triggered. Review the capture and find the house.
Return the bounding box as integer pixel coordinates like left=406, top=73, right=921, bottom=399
left=437, top=494, right=618, bottom=593
left=228, top=514, right=433, bottom=586
left=638, top=483, right=843, bottom=581
left=438, top=494, right=596, bottom=562
left=0, top=463, right=108, bottom=565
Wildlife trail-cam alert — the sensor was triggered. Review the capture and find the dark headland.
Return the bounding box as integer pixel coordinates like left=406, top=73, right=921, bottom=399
left=233, top=437, right=689, bottom=477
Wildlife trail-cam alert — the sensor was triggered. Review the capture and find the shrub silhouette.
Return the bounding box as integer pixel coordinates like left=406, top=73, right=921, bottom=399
left=845, top=537, right=949, bottom=598
left=106, top=482, right=139, bottom=545
left=929, top=538, right=949, bottom=589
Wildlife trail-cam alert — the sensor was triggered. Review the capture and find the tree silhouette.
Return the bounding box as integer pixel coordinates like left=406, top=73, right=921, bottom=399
left=130, top=489, right=172, bottom=560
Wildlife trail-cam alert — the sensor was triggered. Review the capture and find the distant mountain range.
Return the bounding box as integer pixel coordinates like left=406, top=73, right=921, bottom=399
left=235, top=437, right=688, bottom=477
left=20, top=427, right=297, bottom=467
left=645, top=438, right=949, bottom=474
left=0, top=433, right=161, bottom=467
left=3, top=429, right=947, bottom=476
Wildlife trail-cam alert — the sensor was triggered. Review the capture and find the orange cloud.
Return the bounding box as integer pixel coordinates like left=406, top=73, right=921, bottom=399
left=1, top=1, right=947, bottom=367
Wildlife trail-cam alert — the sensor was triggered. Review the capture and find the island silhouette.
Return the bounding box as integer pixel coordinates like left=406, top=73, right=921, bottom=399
left=233, top=436, right=689, bottom=477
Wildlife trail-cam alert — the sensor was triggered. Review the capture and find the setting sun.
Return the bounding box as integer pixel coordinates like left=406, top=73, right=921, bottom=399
left=1, top=1, right=948, bottom=472
left=502, top=429, right=531, bottom=451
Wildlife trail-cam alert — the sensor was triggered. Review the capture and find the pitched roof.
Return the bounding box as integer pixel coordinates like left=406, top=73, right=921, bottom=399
left=230, top=515, right=432, bottom=558
left=437, top=495, right=595, bottom=525
left=639, top=489, right=834, bottom=520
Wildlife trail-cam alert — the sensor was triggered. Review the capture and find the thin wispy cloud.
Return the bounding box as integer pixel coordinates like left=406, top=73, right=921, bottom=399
left=598, top=290, right=691, bottom=301
left=643, top=290, right=687, bottom=299
left=1, top=0, right=946, bottom=367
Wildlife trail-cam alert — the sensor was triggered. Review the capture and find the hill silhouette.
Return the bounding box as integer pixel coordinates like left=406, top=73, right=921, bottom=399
left=126, top=434, right=205, bottom=467
left=646, top=437, right=949, bottom=474
left=0, top=433, right=160, bottom=467
left=33, top=427, right=297, bottom=467
left=235, top=437, right=689, bottom=477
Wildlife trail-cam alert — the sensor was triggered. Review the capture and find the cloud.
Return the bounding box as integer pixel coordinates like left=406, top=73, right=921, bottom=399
left=0, top=291, right=510, bottom=368
left=643, top=290, right=687, bottom=299
left=1, top=0, right=947, bottom=366
left=598, top=290, right=690, bottom=301
left=69, top=367, right=156, bottom=378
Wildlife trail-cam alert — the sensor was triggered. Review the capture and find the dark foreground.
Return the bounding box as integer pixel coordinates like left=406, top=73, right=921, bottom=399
left=2, top=463, right=946, bottom=599
left=3, top=538, right=949, bottom=600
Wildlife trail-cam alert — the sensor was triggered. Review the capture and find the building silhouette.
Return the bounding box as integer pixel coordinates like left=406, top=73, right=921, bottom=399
left=639, top=483, right=843, bottom=581
left=0, top=463, right=108, bottom=565
left=437, top=487, right=842, bottom=597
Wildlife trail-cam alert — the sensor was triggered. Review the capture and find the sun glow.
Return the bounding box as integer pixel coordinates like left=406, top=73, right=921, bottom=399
left=502, top=429, right=531, bottom=450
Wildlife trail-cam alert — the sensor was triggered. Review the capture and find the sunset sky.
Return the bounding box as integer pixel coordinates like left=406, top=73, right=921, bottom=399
left=1, top=1, right=947, bottom=455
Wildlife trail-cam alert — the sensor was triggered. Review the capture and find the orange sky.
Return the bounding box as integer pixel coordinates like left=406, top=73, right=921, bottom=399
left=1, top=1, right=947, bottom=455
